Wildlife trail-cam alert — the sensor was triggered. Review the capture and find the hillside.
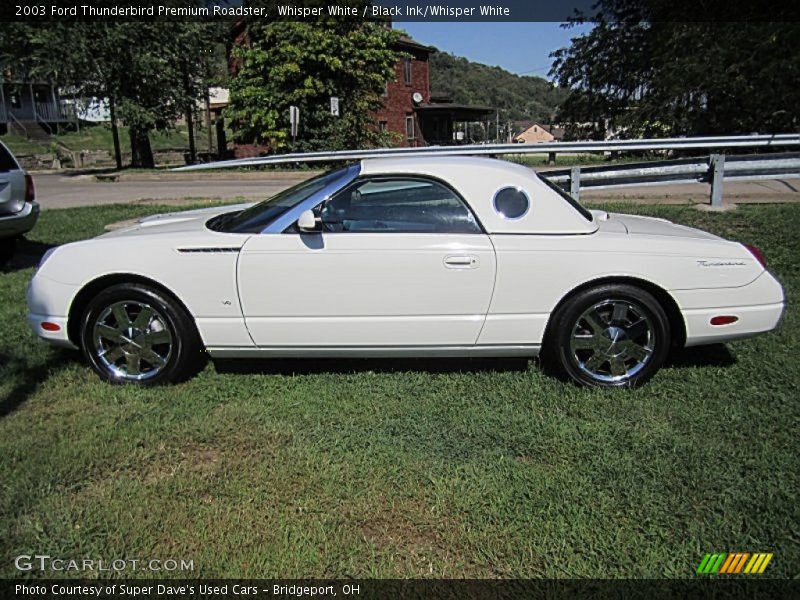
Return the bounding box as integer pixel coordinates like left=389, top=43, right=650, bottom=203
left=428, top=51, right=567, bottom=124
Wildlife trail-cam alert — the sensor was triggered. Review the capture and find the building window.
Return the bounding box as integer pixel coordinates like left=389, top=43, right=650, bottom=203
left=378, top=121, right=388, bottom=133
left=405, top=115, right=415, bottom=140
left=403, top=58, right=412, bottom=85
left=382, top=80, right=388, bottom=97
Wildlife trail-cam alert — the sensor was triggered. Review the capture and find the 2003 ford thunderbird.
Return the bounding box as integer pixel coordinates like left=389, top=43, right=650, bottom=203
left=27, top=157, right=785, bottom=387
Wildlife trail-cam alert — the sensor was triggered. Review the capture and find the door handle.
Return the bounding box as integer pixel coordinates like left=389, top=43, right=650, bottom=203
left=444, top=255, right=478, bottom=268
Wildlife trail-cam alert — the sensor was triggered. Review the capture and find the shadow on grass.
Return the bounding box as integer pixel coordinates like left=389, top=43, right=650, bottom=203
left=1, top=237, right=57, bottom=273
left=214, top=346, right=735, bottom=379
left=666, top=344, right=736, bottom=368
left=213, top=356, right=531, bottom=376
left=0, top=349, right=80, bottom=418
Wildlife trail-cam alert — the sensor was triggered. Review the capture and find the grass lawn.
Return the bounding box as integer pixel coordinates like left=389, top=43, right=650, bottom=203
left=1, top=124, right=201, bottom=156
left=0, top=202, right=797, bottom=579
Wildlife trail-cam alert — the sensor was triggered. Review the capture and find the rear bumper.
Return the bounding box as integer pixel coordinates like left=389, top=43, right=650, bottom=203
left=675, top=271, right=786, bottom=347
left=0, top=201, right=39, bottom=238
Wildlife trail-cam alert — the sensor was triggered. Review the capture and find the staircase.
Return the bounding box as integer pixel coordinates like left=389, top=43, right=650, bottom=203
left=8, top=119, right=53, bottom=141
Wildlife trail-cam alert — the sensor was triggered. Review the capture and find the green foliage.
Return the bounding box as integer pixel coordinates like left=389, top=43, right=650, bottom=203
left=428, top=51, right=567, bottom=123
left=226, top=18, right=399, bottom=152
left=0, top=5, right=221, bottom=167
left=551, top=1, right=800, bottom=138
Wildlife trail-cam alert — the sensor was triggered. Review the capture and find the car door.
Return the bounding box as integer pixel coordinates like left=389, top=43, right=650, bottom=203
left=237, top=176, right=496, bottom=348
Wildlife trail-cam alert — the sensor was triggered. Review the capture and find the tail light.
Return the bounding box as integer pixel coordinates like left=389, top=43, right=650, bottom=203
left=24, top=174, right=35, bottom=203
left=744, top=244, right=766, bottom=269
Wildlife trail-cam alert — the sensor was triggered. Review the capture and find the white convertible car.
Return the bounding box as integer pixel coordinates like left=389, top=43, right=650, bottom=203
left=27, top=157, right=785, bottom=387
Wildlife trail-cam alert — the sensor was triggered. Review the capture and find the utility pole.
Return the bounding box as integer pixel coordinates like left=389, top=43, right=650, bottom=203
left=108, top=94, right=122, bottom=170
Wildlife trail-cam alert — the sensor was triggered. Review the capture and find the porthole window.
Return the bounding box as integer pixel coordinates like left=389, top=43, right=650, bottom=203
left=493, top=187, right=530, bottom=220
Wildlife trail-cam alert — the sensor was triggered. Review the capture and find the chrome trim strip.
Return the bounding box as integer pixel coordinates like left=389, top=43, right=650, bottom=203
left=206, top=344, right=540, bottom=359
left=177, top=247, right=241, bottom=253
left=261, top=163, right=361, bottom=233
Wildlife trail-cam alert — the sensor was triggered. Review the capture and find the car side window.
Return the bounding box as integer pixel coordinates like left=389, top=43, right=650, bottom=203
left=319, top=178, right=481, bottom=234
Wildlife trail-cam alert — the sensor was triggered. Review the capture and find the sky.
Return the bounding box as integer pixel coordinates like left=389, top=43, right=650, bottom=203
left=395, top=22, right=594, bottom=78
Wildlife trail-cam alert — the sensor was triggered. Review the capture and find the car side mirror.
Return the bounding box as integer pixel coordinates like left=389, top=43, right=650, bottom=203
left=297, top=209, right=319, bottom=232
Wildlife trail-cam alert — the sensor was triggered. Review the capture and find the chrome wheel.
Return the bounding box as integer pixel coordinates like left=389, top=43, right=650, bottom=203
left=569, top=299, right=655, bottom=384
left=92, top=301, right=173, bottom=381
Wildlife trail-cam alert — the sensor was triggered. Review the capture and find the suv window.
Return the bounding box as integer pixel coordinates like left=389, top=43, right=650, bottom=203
left=0, top=144, right=20, bottom=172
left=319, top=177, right=481, bottom=234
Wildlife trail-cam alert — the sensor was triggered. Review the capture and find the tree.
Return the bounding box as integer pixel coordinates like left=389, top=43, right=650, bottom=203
left=0, top=11, right=217, bottom=167
left=550, top=1, right=800, bottom=139
left=226, top=18, right=400, bottom=152
left=428, top=51, right=567, bottom=124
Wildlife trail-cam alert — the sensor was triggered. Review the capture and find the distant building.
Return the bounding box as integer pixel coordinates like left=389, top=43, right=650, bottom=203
left=374, top=36, right=494, bottom=147
left=1, top=70, right=74, bottom=136
left=513, top=121, right=564, bottom=144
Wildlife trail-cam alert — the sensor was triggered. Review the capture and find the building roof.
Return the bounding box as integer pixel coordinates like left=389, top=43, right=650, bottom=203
left=416, top=103, right=495, bottom=120
left=514, top=122, right=565, bottom=140
left=395, top=36, right=436, bottom=54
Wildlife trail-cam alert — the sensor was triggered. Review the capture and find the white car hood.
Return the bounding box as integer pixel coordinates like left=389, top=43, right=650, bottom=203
left=99, top=203, right=253, bottom=238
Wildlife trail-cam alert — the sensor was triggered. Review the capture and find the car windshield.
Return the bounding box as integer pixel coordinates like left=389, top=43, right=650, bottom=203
left=539, top=174, right=594, bottom=222
left=209, top=167, right=348, bottom=233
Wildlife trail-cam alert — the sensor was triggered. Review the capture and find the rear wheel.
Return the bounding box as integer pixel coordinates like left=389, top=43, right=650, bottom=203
left=80, top=283, right=204, bottom=384
left=543, top=284, right=670, bottom=388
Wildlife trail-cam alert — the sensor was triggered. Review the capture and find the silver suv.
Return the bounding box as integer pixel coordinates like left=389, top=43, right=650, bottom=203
left=0, top=141, right=39, bottom=264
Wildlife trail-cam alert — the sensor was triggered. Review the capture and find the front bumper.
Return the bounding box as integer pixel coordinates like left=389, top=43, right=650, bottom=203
left=27, top=313, right=76, bottom=348
left=27, top=271, right=79, bottom=349
left=0, top=201, right=40, bottom=238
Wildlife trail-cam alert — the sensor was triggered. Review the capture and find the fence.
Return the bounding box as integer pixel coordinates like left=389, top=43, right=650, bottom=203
left=541, top=152, right=800, bottom=205
left=175, top=133, right=800, bottom=205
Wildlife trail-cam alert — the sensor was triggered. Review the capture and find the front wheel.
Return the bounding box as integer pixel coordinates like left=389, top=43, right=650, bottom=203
left=543, top=284, right=671, bottom=388
left=80, top=283, right=204, bottom=384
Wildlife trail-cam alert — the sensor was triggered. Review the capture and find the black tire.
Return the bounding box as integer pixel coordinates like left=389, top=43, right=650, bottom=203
left=542, top=284, right=671, bottom=388
left=0, top=237, right=16, bottom=267
left=80, top=283, right=205, bottom=385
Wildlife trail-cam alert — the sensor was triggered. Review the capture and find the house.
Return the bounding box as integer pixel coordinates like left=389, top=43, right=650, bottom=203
left=1, top=70, right=74, bottom=137
left=513, top=121, right=565, bottom=144
left=374, top=36, right=494, bottom=147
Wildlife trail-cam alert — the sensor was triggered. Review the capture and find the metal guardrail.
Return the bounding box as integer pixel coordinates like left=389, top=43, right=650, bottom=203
left=175, top=134, right=800, bottom=171
left=173, top=133, right=800, bottom=206
left=541, top=153, right=800, bottom=205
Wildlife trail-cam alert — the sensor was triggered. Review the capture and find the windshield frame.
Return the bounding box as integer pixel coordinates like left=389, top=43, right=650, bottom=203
left=211, top=164, right=360, bottom=234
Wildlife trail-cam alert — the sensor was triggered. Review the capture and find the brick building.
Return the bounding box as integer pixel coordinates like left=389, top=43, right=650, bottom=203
left=375, top=36, right=494, bottom=147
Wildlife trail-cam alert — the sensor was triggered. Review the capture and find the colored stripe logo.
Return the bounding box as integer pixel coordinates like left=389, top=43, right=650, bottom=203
left=697, top=553, right=773, bottom=574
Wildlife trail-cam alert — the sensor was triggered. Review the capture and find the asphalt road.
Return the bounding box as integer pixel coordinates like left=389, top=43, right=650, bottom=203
left=31, top=172, right=800, bottom=210
left=33, top=173, right=307, bottom=209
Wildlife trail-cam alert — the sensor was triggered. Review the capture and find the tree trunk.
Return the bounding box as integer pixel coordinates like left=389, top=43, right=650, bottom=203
left=128, top=125, right=154, bottom=168
left=108, top=96, right=122, bottom=170
left=185, top=105, right=196, bottom=164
